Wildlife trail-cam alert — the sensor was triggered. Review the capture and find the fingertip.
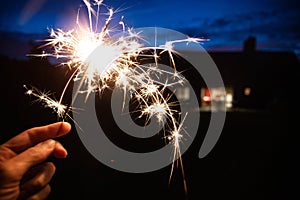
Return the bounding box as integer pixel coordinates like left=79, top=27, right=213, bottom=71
left=53, top=149, right=68, bottom=158
left=53, top=142, right=68, bottom=158
left=59, top=122, right=72, bottom=133
left=50, top=121, right=71, bottom=136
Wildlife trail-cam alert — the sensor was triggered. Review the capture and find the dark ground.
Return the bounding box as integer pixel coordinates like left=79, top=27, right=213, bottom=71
left=46, top=109, right=291, bottom=200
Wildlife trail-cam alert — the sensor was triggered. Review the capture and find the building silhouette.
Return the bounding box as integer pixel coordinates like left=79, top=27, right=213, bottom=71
left=180, top=36, right=298, bottom=111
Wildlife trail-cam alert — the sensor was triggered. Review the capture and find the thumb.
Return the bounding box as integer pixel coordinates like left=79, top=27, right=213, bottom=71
left=9, top=139, right=56, bottom=178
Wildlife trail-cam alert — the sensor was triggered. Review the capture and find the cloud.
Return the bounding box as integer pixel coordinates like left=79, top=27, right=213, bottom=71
left=176, top=7, right=300, bottom=53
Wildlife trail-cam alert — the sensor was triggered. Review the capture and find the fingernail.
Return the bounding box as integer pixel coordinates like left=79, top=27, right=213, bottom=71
left=42, top=139, right=56, bottom=149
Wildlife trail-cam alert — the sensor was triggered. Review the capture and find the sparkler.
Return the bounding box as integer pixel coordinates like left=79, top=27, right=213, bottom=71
left=25, top=0, right=206, bottom=194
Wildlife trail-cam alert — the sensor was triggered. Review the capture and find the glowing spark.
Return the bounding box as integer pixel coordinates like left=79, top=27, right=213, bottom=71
left=24, top=85, right=70, bottom=119
left=26, top=0, right=206, bottom=194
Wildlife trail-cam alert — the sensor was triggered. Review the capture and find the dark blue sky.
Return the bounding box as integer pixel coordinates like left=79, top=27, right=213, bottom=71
left=0, top=0, right=299, bottom=58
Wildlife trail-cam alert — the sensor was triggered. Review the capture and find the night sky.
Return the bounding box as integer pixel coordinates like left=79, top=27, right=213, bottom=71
left=0, top=0, right=300, bottom=59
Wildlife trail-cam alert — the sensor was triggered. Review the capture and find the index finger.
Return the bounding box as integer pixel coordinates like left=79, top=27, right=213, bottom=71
left=2, top=122, right=71, bottom=154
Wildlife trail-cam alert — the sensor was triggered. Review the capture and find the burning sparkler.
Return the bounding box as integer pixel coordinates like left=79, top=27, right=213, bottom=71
left=25, top=0, right=206, bottom=194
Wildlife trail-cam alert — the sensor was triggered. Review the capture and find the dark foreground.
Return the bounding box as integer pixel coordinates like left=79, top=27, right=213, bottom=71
left=45, top=109, right=291, bottom=200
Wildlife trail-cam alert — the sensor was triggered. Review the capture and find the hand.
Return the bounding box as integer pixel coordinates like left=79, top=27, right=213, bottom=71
left=0, top=122, right=71, bottom=200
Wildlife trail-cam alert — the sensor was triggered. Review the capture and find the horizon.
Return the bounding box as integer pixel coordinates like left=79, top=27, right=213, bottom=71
left=0, top=29, right=299, bottom=62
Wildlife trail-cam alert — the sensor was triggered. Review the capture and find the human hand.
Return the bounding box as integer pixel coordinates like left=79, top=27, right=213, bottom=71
left=0, top=122, right=71, bottom=200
